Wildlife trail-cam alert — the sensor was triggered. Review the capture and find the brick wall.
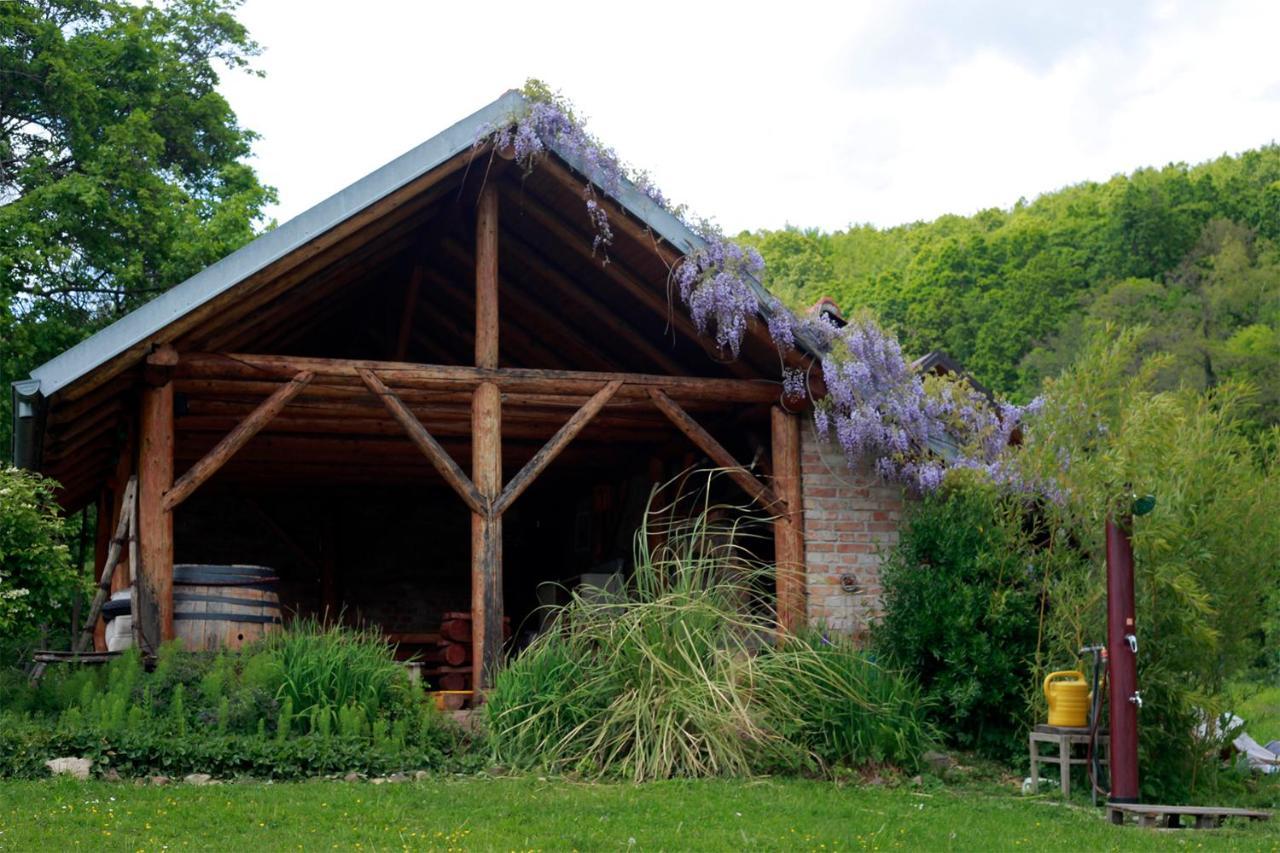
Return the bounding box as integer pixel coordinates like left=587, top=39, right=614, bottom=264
left=799, top=419, right=905, bottom=640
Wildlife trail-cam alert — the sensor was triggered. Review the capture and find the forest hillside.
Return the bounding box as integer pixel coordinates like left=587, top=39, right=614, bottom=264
left=741, top=146, right=1280, bottom=426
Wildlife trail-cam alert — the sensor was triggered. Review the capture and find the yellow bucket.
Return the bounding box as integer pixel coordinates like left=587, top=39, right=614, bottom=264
left=1043, top=670, right=1090, bottom=728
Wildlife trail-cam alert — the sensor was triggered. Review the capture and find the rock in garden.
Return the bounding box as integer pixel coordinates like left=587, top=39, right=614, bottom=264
left=369, top=777, right=388, bottom=785
left=922, top=750, right=955, bottom=773
left=103, top=768, right=122, bottom=782
left=149, top=775, right=170, bottom=786
left=45, top=757, right=92, bottom=780
left=387, top=773, right=409, bottom=783
left=413, top=770, right=429, bottom=781
left=343, top=772, right=362, bottom=783
left=184, top=773, right=212, bottom=786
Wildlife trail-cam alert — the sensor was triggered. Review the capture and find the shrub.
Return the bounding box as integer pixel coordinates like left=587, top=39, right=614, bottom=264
left=1017, top=331, right=1280, bottom=801
left=871, top=484, right=1043, bottom=759
left=488, top=477, right=933, bottom=780
left=0, top=623, right=473, bottom=779
left=0, top=466, right=81, bottom=643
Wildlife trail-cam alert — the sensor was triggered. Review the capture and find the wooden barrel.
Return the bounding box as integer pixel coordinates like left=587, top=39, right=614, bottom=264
left=173, top=564, right=282, bottom=651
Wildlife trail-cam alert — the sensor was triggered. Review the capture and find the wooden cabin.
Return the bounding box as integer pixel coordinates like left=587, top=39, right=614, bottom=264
left=10, top=91, right=903, bottom=685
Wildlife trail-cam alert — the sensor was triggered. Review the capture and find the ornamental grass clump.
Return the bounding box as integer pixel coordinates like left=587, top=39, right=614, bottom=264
left=487, top=473, right=933, bottom=780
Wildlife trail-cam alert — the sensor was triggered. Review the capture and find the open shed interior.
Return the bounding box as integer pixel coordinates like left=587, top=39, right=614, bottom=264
left=30, top=127, right=805, bottom=689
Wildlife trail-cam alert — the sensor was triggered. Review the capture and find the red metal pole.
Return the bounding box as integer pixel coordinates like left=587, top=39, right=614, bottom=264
left=1106, top=515, right=1140, bottom=803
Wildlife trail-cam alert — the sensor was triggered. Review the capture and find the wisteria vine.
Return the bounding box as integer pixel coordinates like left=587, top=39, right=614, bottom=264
left=479, top=83, right=1045, bottom=495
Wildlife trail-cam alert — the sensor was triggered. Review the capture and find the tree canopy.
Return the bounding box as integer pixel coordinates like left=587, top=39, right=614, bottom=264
left=1, top=0, right=274, bottom=452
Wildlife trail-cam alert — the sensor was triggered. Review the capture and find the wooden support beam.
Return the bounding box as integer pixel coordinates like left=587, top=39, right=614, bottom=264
left=359, top=368, right=486, bottom=515
left=647, top=388, right=784, bottom=511
left=771, top=406, right=806, bottom=635
left=178, top=352, right=782, bottom=403
left=471, top=381, right=503, bottom=690
left=475, top=183, right=499, bottom=369
left=138, top=345, right=177, bottom=645
left=394, top=263, right=424, bottom=361
left=164, top=370, right=314, bottom=511
left=493, top=379, right=622, bottom=515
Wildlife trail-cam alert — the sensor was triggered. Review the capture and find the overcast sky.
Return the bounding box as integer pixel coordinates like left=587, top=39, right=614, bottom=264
left=219, top=0, right=1280, bottom=234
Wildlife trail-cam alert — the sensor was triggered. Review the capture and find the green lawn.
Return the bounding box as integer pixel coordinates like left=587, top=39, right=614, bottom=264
left=1, top=776, right=1276, bottom=851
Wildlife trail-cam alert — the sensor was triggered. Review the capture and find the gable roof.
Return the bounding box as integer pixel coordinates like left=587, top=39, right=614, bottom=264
left=16, top=90, right=818, bottom=405
left=12, top=90, right=823, bottom=473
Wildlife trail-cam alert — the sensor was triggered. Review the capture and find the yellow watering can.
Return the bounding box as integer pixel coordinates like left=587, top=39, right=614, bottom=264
left=1044, top=670, right=1091, bottom=728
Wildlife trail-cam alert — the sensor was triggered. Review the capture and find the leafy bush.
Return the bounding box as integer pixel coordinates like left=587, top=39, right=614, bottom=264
left=488, top=480, right=933, bottom=780
left=871, top=484, right=1043, bottom=759
left=0, top=466, right=81, bottom=642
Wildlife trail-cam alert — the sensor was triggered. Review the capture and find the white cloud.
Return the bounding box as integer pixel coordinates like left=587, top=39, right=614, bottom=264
left=219, top=0, right=1280, bottom=233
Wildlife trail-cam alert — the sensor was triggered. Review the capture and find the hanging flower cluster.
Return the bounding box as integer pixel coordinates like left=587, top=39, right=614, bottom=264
left=481, top=83, right=1046, bottom=496
left=815, top=315, right=1045, bottom=493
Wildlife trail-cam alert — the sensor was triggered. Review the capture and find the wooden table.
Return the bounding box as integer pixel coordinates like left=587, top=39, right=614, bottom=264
left=1029, top=724, right=1108, bottom=801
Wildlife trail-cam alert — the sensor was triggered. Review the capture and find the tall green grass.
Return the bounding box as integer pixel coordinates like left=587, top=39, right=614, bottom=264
left=487, top=471, right=934, bottom=780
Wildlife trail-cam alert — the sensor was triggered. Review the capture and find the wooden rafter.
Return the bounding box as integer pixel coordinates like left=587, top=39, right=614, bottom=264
left=647, top=388, right=784, bottom=511
left=394, top=263, right=424, bottom=361
left=438, top=239, right=623, bottom=371
left=531, top=158, right=804, bottom=376
left=496, top=185, right=761, bottom=376
left=498, top=227, right=687, bottom=375
left=359, top=368, right=486, bottom=516
left=163, top=370, right=314, bottom=511
left=493, top=379, right=623, bottom=515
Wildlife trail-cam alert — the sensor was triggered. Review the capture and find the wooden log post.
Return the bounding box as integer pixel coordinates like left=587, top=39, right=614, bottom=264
left=138, top=344, right=177, bottom=647
left=472, top=184, right=503, bottom=691
left=771, top=406, right=806, bottom=635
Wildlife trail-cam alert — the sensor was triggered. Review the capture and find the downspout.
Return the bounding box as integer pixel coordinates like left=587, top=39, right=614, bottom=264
left=10, top=379, right=46, bottom=470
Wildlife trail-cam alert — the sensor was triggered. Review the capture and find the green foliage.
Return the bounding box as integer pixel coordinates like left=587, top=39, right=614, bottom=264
left=872, top=485, right=1044, bottom=759
left=255, top=618, right=412, bottom=737
left=1018, top=332, right=1280, bottom=801
left=0, top=625, right=469, bottom=780
left=487, top=479, right=932, bottom=780
left=746, top=146, right=1280, bottom=421
left=1, top=0, right=275, bottom=454
left=0, top=466, right=81, bottom=641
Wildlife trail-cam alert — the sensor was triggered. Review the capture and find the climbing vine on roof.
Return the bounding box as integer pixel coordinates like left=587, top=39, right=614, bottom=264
left=477, top=81, right=1046, bottom=495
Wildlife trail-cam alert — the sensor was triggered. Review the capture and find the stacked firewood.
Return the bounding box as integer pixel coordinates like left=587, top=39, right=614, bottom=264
left=426, top=612, right=512, bottom=691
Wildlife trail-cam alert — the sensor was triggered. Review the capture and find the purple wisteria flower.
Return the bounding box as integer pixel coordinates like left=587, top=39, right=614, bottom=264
left=480, top=85, right=1049, bottom=499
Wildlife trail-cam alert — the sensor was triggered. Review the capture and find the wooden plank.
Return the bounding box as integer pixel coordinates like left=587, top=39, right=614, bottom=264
left=475, top=183, right=499, bottom=369
left=771, top=406, right=805, bottom=634
left=178, top=353, right=782, bottom=403
left=358, top=368, right=486, bottom=515
left=648, top=388, right=783, bottom=510
left=163, top=370, right=314, bottom=511
left=494, top=380, right=622, bottom=516
left=138, top=346, right=176, bottom=644
left=471, top=381, right=503, bottom=690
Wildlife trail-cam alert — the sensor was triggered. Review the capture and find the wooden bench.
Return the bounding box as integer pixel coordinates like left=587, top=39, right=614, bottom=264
left=1108, top=803, right=1271, bottom=829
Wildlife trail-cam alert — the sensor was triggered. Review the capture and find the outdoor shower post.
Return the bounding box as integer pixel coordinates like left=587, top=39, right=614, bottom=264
left=1106, top=514, right=1140, bottom=802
